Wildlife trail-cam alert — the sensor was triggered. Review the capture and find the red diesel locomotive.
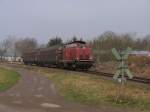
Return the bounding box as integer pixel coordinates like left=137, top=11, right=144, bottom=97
left=23, top=41, right=93, bottom=70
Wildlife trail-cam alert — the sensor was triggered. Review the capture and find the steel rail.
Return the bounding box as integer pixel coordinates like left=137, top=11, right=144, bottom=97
left=2, top=62, right=150, bottom=84
left=85, top=70, right=150, bottom=84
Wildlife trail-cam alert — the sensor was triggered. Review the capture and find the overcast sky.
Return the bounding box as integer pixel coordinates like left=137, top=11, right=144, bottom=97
left=0, top=0, right=150, bottom=43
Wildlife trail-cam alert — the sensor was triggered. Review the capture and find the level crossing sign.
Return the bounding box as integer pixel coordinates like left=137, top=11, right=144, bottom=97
left=112, top=47, right=133, bottom=82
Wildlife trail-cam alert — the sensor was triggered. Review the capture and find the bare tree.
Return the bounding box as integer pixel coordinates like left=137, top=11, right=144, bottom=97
left=15, top=37, right=38, bottom=56
left=38, top=44, right=47, bottom=49
left=92, top=31, right=137, bottom=62
left=72, top=36, right=78, bottom=42
left=142, top=35, right=150, bottom=51
left=0, top=37, right=13, bottom=61
left=66, top=36, right=80, bottom=43
left=47, top=37, right=62, bottom=47
left=0, top=44, right=6, bottom=61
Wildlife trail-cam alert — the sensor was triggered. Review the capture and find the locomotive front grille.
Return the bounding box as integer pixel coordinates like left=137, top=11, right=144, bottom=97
left=80, top=55, right=89, bottom=60
left=80, top=55, right=83, bottom=59
left=86, top=55, right=89, bottom=59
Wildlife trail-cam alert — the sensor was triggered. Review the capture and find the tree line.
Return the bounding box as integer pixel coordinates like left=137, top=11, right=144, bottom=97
left=0, top=36, right=79, bottom=61
left=91, top=31, right=150, bottom=62
left=0, top=31, right=150, bottom=62
left=0, top=37, right=37, bottom=61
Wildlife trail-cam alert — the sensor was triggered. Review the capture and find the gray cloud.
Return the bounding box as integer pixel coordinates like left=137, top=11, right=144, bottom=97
left=0, top=0, right=150, bottom=43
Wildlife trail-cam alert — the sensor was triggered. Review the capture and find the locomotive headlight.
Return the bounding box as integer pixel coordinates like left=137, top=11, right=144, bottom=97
left=89, top=56, right=93, bottom=60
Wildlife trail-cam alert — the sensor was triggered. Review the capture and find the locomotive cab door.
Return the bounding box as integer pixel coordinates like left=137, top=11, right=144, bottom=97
left=56, top=47, right=63, bottom=64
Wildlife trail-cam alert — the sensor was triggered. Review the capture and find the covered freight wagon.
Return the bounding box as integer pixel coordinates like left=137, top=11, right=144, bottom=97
left=23, top=45, right=62, bottom=66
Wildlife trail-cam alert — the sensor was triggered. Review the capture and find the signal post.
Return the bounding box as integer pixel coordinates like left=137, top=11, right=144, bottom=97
left=112, top=47, right=133, bottom=101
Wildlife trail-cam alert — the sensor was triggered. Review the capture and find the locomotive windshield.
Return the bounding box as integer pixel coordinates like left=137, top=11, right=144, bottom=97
left=65, top=41, right=86, bottom=48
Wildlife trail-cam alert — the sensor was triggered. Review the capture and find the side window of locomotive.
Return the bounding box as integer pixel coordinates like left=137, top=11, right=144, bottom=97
left=78, top=43, right=86, bottom=48
left=65, top=43, right=86, bottom=48
left=65, top=43, right=77, bottom=48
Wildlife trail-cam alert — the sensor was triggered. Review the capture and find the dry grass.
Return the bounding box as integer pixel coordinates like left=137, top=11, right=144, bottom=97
left=94, top=57, right=150, bottom=79
left=36, top=68, right=150, bottom=110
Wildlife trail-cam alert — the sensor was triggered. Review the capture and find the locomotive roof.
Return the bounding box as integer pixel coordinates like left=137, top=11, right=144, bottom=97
left=23, top=41, right=86, bottom=54
left=66, top=41, right=86, bottom=45
left=39, top=45, right=62, bottom=51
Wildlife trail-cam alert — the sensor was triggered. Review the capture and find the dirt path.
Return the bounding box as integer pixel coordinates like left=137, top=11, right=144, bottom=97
left=0, top=68, right=134, bottom=112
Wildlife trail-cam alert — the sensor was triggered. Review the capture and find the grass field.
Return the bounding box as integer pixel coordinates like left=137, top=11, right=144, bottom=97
left=2, top=64, right=150, bottom=111
left=38, top=68, right=150, bottom=111
left=0, top=67, right=20, bottom=91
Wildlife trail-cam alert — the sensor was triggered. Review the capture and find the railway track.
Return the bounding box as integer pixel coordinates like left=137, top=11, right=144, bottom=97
left=2, top=62, right=150, bottom=84
left=85, top=70, right=150, bottom=84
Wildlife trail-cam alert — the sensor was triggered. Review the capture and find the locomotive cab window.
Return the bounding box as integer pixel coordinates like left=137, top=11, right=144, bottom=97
left=65, top=41, right=86, bottom=48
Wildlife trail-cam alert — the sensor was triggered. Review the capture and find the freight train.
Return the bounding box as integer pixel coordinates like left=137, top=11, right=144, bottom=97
left=23, top=41, right=93, bottom=70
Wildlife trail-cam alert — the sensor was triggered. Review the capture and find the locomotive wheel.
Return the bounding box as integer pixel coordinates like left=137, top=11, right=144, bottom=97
left=57, top=63, right=64, bottom=69
left=72, top=64, right=76, bottom=70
